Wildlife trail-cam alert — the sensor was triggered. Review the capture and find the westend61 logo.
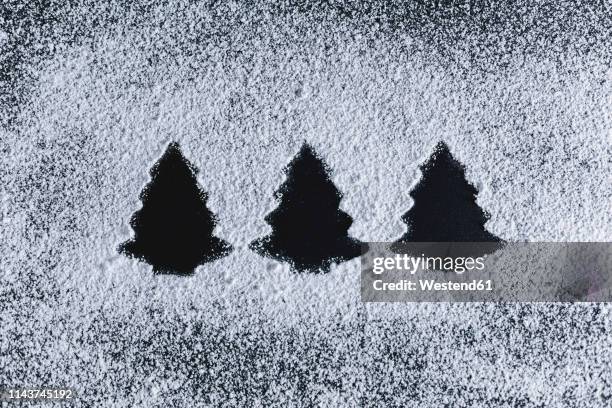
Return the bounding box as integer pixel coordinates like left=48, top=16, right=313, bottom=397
left=361, top=242, right=612, bottom=302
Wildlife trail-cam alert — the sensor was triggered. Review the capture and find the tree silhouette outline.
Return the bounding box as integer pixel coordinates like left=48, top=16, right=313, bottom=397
left=119, top=142, right=231, bottom=275
left=392, top=141, right=502, bottom=257
left=250, top=143, right=364, bottom=273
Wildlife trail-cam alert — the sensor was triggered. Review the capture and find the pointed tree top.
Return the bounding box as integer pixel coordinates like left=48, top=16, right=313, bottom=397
left=421, top=141, right=463, bottom=172
left=296, top=142, right=317, bottom=159
left=152, top=142, right=198, bottom=176
left=166, top=141, right=181, bottom=152
left=430, top=141, right=452, bottom=160
left=160, top=141, right=185, bottom=162
left=156, top=141, right=182, bottom=163
left=284, top=142, right=330, bottom=176
left=434, top=141, right=451, bottom=154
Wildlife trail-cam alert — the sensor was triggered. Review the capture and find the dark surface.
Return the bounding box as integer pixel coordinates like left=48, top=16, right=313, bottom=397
left=119, top=142, right=231, bottom=274
left=250, top=143, right=364, bottom=272
left=392, top=141, right=501, bottom=257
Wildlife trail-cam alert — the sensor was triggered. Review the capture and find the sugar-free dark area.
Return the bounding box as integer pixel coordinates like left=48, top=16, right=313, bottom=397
left=392, top=141, right=501, bottom=257
left=250, top=143, right=364, bottom=273
left=119, top=142, right=231, bottom=275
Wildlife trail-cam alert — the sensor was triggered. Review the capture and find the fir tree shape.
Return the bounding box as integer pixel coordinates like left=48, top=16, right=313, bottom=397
left=392, top=141, right=502, bottom=257
left=119, top=142, right=231, bottom=275
left=250, top=143, right=364, bottom=273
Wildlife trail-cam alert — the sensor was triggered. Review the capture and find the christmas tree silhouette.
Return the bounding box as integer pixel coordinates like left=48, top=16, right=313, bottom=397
left=250, top=143, right=364, bottom=273
left=119, top=142, right=231, bottom=275
left=392, top=141, right=502, bottom=257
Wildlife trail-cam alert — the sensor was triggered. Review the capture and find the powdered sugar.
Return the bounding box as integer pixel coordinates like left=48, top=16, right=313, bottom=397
left=2, top=1, right=611, bottom=406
